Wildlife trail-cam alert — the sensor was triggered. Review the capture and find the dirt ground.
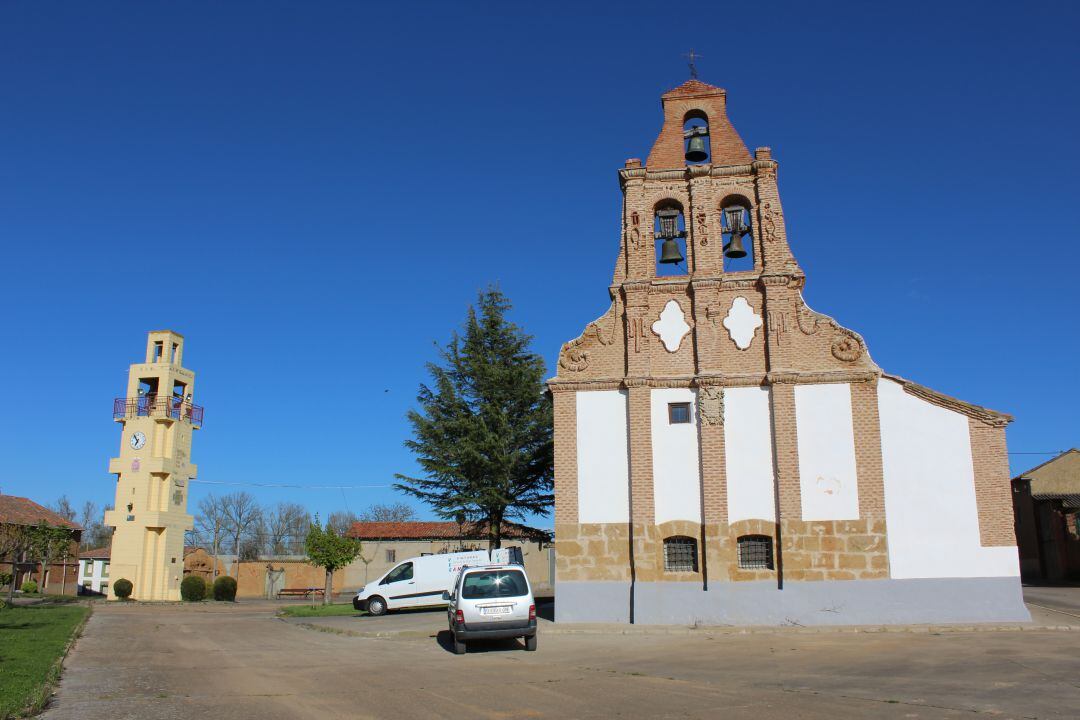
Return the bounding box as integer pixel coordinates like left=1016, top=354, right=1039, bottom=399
left=40, top=591, right=1080, bottom=720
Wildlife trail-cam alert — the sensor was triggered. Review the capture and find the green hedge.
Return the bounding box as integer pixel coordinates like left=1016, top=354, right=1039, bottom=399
left=180, top=575, right=206, bottom=602
left=212, top=576, right=237, bottom=601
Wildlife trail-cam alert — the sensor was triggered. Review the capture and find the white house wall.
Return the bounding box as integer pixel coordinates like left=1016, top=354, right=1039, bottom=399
left=795, top=383, right=860, bottom=521
left=651, top=388, right=701, bottom=524
left=576, top=390, right=631, bottom=524
left=877, top=379, right=1019, bottom=579
left=724, top=386, right=776, bottom=523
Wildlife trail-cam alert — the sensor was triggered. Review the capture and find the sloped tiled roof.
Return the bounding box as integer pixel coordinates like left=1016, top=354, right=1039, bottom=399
left=346, top=520, right=549, bottom=542
left=0, top=494, right=82, bottom=530
left=80, top=544, right=111, bottom=559
left=1015, top=449, right=1080, bottom=497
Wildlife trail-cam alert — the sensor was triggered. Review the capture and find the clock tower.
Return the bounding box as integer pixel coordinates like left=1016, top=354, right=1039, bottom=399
left=103, top=330, right=203, bottom=600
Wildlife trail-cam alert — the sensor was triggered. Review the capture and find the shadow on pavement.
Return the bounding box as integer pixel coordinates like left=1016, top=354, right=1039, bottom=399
left=435, top=629, right=527, bottom=654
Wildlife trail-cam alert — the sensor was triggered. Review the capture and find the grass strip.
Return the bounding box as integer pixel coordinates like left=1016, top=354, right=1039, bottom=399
left=0, top=604, right=91, bottom=719
left=278, top=602, right=365, bottom=618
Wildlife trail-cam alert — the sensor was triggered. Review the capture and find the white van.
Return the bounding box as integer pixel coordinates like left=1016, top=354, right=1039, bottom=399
left=352, top=548, right=522, bottom=616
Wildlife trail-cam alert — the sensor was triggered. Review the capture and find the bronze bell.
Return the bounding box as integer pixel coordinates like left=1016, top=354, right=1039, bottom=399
left=723, top=206, right=749, bottom=259
left=724, top=234, right=747, bottom=259
left=684, top=126, right=709, bottom=162
left=659, top=238, right=684, bottom=265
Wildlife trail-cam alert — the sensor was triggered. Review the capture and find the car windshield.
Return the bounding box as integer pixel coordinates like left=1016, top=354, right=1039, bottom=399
left=460, top=570, right=528, bottom=599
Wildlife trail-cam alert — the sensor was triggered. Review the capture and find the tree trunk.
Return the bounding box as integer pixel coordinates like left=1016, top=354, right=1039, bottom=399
left=7, top=556, right=16, bottom=604
left=324, top=569, right=333, bottom=606
left=41, top=560, right=47, bottom=591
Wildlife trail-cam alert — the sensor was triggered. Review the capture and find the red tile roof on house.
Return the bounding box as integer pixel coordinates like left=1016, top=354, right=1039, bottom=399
left=0, top=494, right=82, bottom=531
left=346, top=520, right=549, bottom=542
left=80, top=544, right=111, bottom=559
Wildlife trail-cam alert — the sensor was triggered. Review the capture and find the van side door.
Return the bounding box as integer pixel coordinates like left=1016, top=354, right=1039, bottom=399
left=377, top=561, right=418, bottom=609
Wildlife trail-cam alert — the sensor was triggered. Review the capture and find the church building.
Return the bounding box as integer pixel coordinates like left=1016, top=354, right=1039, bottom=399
left=549, top=78, right=1027, bottom=625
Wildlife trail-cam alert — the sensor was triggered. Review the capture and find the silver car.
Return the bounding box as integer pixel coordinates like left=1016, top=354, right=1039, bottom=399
left=444, top=564, right=536, bottom=654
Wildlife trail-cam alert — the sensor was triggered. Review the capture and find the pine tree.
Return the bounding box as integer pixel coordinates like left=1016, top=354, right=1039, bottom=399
left=395, top=287, right=553, bottom=549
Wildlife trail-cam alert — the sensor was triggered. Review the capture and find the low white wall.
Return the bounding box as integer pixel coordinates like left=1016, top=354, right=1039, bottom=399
left=795, top=383, right=860, bottom=521
left=650, top=388, right=701, bottom=524
left=724, top=386, right=776, bottom=523
left=878, top=379, right=1019, bottom=579
left=576, top=390, right=630, bottom=524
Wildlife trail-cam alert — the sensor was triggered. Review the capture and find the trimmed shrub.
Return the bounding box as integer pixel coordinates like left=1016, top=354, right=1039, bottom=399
left=212, top=575, right=237, bottom=602
left=113, top=578, right=133, bottom=599
left=180, top=575, right=206, bottom=602
left=20, top=580, right=38, bottom=594
left=0, top=571, right=12, bottom=588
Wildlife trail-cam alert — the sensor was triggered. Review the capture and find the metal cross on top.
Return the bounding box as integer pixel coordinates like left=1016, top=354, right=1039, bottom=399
left=683, top=49, right=703, bottom=79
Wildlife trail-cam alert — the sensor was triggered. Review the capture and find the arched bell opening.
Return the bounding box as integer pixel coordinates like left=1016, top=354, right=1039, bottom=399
left=719, top=194, right=754, bottom=272
left=654, top=201, right=688, bottom=277
left=683, top=110, right=710, bottom=165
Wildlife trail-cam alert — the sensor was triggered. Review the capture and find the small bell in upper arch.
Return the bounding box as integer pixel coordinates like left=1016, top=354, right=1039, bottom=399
left=684, top=125, right=709, bottom=163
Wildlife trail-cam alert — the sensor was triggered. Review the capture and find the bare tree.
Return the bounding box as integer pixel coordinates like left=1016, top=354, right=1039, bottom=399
left=196, top=495, right=230, bottom=578
left=49, top=496, right=76, bottom=523
left=358, top=502, right=416, bottom=523
left=264, top=502, right=309, bottom=555
left=221, top=492, right=263, bottom=568
left=326, top=510, right=359, bottom=538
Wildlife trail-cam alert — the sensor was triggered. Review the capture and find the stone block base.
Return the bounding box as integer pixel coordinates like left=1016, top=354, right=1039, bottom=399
left=555, top=577, right=1030, bottom=626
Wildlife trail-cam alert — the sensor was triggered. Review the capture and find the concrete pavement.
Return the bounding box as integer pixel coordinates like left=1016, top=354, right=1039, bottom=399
left=41, top=593, right=1080, bottom=720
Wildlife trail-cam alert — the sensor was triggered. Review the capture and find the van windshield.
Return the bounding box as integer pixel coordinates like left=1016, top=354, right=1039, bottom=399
left=461, top=570, right=528, bottom=599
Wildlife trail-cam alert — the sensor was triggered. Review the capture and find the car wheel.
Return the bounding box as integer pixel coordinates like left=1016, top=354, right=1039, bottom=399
left=367, top=595, right=387, bottom=616
left=453, top=635, right=467, bottom=655
left=524, top=634, right=537, bottom=651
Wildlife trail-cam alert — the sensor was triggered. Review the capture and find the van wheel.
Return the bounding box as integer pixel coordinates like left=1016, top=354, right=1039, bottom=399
left=524, top=635, right=537, bottom=651
left=367, top=596, right=387, bottom=616
left=453, top=635, right=467, bottom=655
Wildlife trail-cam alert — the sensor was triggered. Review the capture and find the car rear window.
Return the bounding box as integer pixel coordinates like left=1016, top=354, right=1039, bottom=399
left=461, top=570, right=529, bottom=599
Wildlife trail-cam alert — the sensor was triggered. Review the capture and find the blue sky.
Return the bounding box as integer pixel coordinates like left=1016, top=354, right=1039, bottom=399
left=2, top=1, right=1078, bottom=530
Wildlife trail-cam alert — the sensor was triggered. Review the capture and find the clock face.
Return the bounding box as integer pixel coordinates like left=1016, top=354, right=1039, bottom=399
left=130, top=431, right=147, bottom=450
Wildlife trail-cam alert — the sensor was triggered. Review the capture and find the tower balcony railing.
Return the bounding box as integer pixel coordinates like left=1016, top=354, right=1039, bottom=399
left=112, top=396, right=204, bottom=427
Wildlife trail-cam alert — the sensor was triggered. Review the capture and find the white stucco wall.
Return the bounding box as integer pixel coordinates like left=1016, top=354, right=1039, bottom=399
left=795, top=383, right=860, bottom=521
left=77, top=558, right=110, bottom=593
left=650, top=388, right=701, bottom=524
left=576, top=390, right=630, bottom=524
left=724, top=386, right=776, bottom=523
left=878, top=379, right=1019, bottom=579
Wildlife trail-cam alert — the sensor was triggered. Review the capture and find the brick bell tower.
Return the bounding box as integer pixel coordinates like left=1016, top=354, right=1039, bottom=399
left=104, top=331, right=203, bottom=600
left=549, top=78, right=1022, bottom=626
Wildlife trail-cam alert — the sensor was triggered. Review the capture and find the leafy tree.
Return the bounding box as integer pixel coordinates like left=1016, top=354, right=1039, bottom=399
left=304, top=519, right=362, bottom=605
left=395, top=287, right=554, bottom=548
left=0, top=523, right=33, bottom=605
left=28, top=523, right=78, bottom=593
left=358, top=502, right=416, bottom=523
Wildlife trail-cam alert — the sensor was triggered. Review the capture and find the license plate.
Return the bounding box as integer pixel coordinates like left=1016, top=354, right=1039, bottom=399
left=481, top=606, right=511, bottom=615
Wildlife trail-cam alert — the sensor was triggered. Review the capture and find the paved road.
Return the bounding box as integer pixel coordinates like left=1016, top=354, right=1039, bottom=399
left=1023, top=585, right=1080, bottom=619
left=43, top=599, right=1080, bottom=720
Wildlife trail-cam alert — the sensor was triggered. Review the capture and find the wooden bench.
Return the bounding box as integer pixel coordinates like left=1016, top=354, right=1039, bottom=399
left=276, top=587, right=325, bottom=599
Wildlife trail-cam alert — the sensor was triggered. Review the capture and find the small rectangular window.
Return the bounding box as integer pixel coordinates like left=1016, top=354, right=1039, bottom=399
left=668, top=402, right=692, bottom=424
left=153, top=341, right=164, bottom=362
left=385, top=549, right=396, bottom=563
left=737, top=535, right=774, bottom=570
left=663, top=536, right=698, bottom=572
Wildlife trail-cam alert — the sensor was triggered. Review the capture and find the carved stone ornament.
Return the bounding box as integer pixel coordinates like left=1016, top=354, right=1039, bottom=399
left=831, top=331, right=864, bottom=362
left=722, top=296, right=763, bottom=350
left=651, top=300, right=691, bottom=353
left=698, top=386, right=724, bottom=425
left=760, top=200, right=778, bottom=243
left=558, top=337, right=589, bottom=372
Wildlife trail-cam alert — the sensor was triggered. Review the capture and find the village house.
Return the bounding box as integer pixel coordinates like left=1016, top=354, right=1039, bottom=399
left=549, top=77, right=1026, bottom=625
left=77, top=544, right=112, bottom=595
left=0, top=493, right=82, bottom=595
left=1012, top=449, right=1080, bottom=582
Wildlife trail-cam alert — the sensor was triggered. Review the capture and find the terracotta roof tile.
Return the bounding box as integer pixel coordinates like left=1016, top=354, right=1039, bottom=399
left=80, top=544, right=111, bottom=559
left=346, top=520, right=549, bottom=542
left=0, top=494, right=82, bottom=530
left=661, top=78, right=725, bottom=99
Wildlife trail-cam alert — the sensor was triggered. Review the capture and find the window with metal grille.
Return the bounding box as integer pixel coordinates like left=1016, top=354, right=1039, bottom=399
left=668, top=402, right=691, bottom=424
left=663, top=536, right=698, bottom=572
left=737, top=535, right=773, bottom=570
left=385, top=549, right=396, bottom=563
